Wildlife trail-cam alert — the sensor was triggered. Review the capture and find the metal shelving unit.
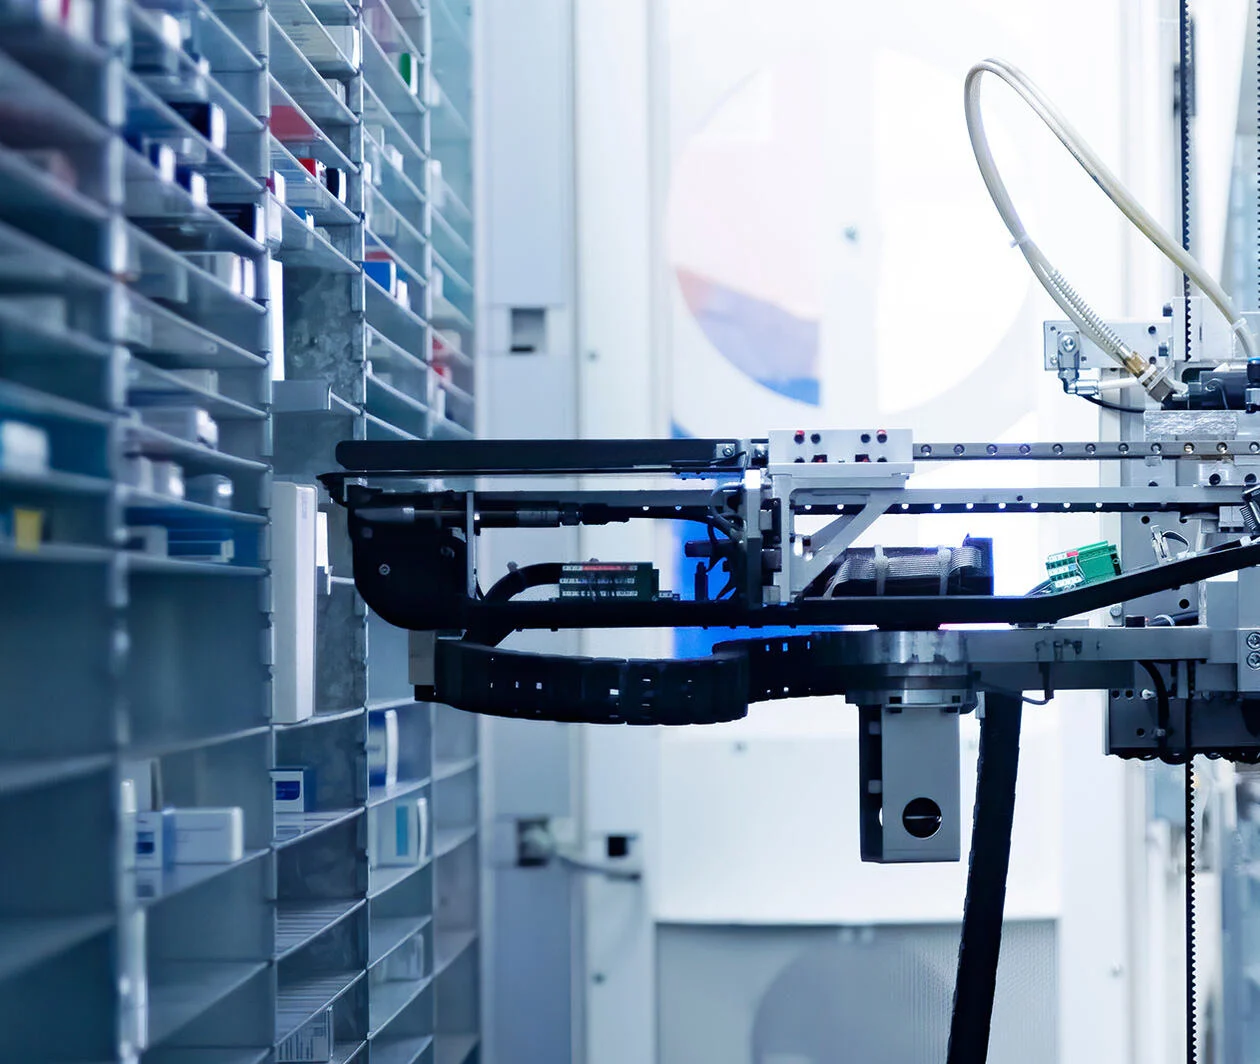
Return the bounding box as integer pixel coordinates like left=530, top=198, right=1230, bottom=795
left=0, top=0, right=479, bottom=1055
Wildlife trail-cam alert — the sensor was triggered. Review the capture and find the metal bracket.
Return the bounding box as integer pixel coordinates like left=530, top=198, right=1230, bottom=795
left=794, top=489, right=901, bottom=592
left=859, top=702, right=962, bottom=863
left=515, top=818, right=641, bottom=882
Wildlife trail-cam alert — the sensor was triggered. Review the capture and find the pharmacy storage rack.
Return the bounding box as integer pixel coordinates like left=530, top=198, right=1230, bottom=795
left=0, top=0, right=480, bottom=1058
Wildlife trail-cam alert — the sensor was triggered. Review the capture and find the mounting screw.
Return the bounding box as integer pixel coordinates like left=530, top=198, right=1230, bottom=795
left=1247, top=651, right=1260, bottom=670
left=1248, top=632, right=1260, bottom=650
left=1057, top=333, right=1079, bottom=357
left=1109, top=604, right=1124, bottom=618
left=378, top=563, right=391, bottom=576
left=722, top=445, right=734, bottom=457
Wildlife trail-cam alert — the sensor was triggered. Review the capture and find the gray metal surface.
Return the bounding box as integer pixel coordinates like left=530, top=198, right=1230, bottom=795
left=913, top=438, right=1260, bottom=459
left=657, top=922, right=1058, bottom=1064
left=864, top=705, right=962, bottom=863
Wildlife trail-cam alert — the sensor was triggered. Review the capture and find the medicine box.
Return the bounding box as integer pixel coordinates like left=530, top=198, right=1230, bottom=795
left=150, top=459, right=185, bottom=499
left=185, top=473, right=234, bottom=509
left=271, top=768, right=314, bottom=813
left=371, top=799, right=420, bottom=867
left=325, top=166, right=347, bottom=203
left=176, top=166, right=208, bottom=207
left=170, top=807, right=244, bottom=863
left=267, top=168, right=287, bottom=204
left=272, top=482, right=316, bottom=722
left=169, top=101, right=226, bottom=150
left=138, top=407, right=219, bottom=449
left=367, top=709, right=398, bottom=789
left=125, top=525, right=169, bottom=557
left=327, top=25, right=360, bottom=66
left=2, top=506, right=43, bottom=550
left=185, top=252, right=253, bottom=298
left=120, top=778, right=138, bottom=872
left=415, top=795, right=429, bottom=859
left=363, top=259, right=397, bottom=296
left=0, top=419, right=49, bottom=475
left=270, top=259, right=285, bottom=380
left=135, top=810, right=174, bottom=869
left=121, top=454, right=156, bottom=492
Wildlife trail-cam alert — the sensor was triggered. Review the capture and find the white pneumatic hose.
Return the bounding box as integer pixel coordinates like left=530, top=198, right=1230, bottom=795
left=964, top=58, right=1258, bottom=399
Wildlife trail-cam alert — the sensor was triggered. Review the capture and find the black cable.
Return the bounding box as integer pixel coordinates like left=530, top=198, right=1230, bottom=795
left=1080, top=393, right=1147, bottom=415
left=980, top=685, right=1051, bottom=706
left=1204, top=376, right=1231, bottom=408
left=482, top=562, right=563, bottom=602
left=945, top=691, right=1024, bottom=1064
left=1059, top=377, right=1146, bottom=414
left=705, top=523, right=723, bottom=574
left=1140, top=660, right=1171, bottom=745
left=1140, top=655, right=1194, bottom=1059
left=1148, top=610, right=1200, bottom=627
left=1186, top=757, right=1198, bottom=1064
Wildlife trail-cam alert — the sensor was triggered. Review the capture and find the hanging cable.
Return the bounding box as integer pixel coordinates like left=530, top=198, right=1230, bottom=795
left=1080, top=394, right=1147, bottom=415
left=946, top=691, right=1024, bottom=1064
left=1186, top=757, right=1198, bottom=1064
left=1060, top=378, right=1146, bottom=415
left=964, top=59, right=1258, bottom=400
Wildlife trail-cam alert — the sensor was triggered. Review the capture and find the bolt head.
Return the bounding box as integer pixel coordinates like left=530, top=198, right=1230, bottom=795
left=1109, top=604, right=1124, bottom=618
left=1247, top=650, right=1260, bottom=670
left=722, top=445, right=734, bottom=457
left=378, top=563, right=391, bottom=576
left=1058, top=333, right=1079, bottom=356
left=1248, top=632, right=1260, bottom=650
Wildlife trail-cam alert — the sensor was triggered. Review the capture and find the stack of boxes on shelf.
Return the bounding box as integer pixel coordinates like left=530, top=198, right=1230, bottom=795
left=0, top=0, right=479, bottom=1059
left=368, top=708, right=431, bottom=867
left=0, top=417, right=51, bottom=547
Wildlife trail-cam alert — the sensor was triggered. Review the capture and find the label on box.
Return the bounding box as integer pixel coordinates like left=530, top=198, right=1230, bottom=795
left=271, top=768, right=313, bottom=813
left=276, top=1006, right=333, bottom=1063
left=135, top=810, right=173, bottom=869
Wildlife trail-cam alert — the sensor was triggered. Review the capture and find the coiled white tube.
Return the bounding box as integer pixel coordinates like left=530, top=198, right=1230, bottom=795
left=965, top=58, right=1258, bottom=395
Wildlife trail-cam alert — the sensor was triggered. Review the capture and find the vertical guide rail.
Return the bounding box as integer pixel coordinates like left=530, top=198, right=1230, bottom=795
left=1177, top=4, right=1199, bottom=1054
left=1179, top=0, right=1194, bottom=359
left=945, top=692, right=1024, bottom=1064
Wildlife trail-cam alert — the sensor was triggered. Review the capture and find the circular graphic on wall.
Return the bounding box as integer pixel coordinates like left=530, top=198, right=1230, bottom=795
left=665, top=2, right=1045, bottom=439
